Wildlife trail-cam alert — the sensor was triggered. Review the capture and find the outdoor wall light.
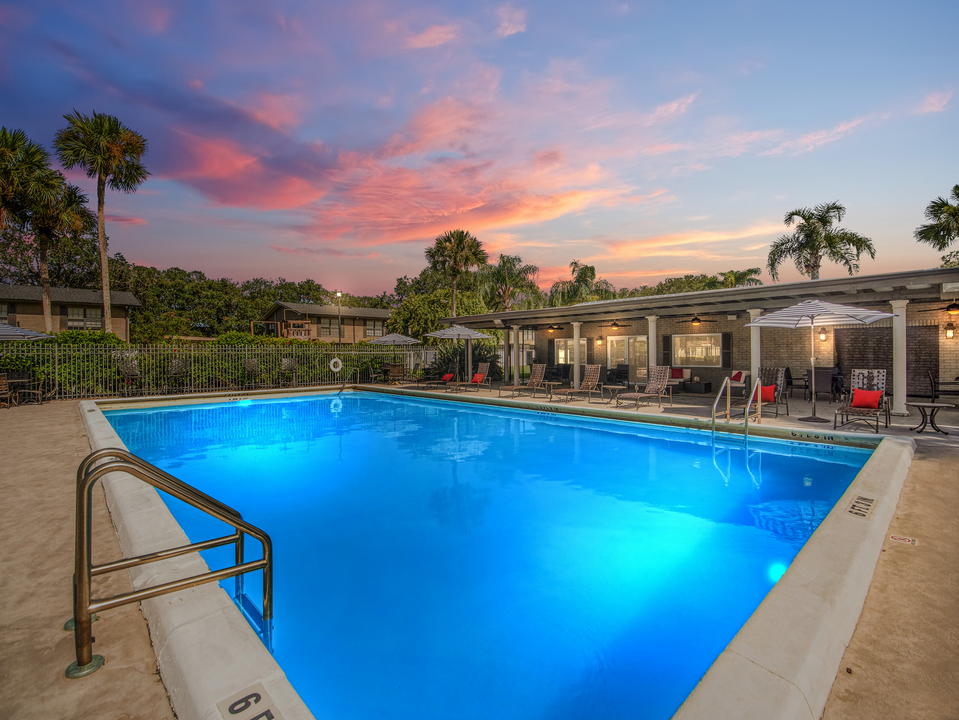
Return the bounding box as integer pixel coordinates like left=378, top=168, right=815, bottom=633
left=819, top=329, right=827, bottom=341
left=596, top=336, right=603, bottom=346
left=947, top=322, right=956, bottom=339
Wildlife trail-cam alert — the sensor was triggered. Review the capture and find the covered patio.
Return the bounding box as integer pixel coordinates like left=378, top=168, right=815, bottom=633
left=442, top=267, right=959, bottom=418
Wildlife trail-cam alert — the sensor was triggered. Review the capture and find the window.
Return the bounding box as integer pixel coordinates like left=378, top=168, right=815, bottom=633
left=0, top=303, right=7, bottom=324
left=672, top=333, right=722, bottom=367
left=520, top=329, right=535, bottom=343
left=365, top=319, right=384, bottom=337
left=67, top=306, right=102, bottom=331
left=554, top=338, right=588, bottom=364
left=319, top=317, right=339, bottom=337
left=607, top=335, right=648, bottom=380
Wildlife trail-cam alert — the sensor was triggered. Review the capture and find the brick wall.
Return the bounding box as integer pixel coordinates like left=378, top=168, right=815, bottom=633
left=834, top=326, right=937, bottom=396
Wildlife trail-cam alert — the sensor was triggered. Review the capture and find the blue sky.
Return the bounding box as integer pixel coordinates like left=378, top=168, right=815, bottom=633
left=1, top=0, right=956, bottom=294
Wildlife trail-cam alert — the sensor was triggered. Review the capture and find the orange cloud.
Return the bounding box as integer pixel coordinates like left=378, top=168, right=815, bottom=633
left=105, top=214, right=147, bottom=226
left=603, top=223, right=781, bottom=261
left=247, top=92, right=304, bottom=131
left=405, top=24, right=459, bottom=49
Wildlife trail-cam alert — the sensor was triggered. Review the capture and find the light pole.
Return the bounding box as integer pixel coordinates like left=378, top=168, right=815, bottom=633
left=336, top=291, right=342, bottom=345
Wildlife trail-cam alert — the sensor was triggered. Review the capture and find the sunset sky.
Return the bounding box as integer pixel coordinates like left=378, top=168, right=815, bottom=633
left=2, top=0, right=956, bottom=295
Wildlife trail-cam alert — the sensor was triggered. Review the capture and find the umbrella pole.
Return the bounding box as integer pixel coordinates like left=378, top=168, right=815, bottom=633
left=800, top=320, right=829, bottom=423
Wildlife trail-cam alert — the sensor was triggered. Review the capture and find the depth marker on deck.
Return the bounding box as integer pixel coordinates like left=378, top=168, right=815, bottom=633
left=889, top=534, right=917, bottom=546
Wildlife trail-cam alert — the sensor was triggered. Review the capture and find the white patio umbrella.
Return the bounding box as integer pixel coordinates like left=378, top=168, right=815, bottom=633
left=424, top=325, right=491, bottom=381
left=0, top=322, right=54, bottom=341
left=746, top=300, right=894, bottom=423
left=367, top=332, right=423, bottom=372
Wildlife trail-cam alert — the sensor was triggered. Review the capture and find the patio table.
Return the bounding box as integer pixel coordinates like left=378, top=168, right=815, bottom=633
left=906, top=402, right=953, bottom=435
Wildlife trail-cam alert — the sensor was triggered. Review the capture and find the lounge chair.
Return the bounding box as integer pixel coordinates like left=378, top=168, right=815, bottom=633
left=552, top=364, right=602, bottom=403
left=425, top=366, right=457, bottom=390
left=731, top=367, right=786, bottom=420
left=728, top=369, right=750, bottom=397
left=387, top=363, right=406, bottom=384
left=403, top=363, right=422, bottom=384
left=447, top=363, right=490, bottom=393
left=616, top=366, right=672, bottom=409
left=834, top=369, right=890, bottom=433
left=242, top=358, right=267, bottom=389
left=499, top=363, right=546, bottom=398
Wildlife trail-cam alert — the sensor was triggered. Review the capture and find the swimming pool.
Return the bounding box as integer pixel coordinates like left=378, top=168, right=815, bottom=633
left=105, top=391, right=871, bottom=720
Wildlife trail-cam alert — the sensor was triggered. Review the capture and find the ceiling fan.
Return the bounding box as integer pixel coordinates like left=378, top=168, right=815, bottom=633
left=917, top=300, right=959, bottom=315
left=684, top=315, right=718, bottom=327
left=600, top=320, right=631, bottom=330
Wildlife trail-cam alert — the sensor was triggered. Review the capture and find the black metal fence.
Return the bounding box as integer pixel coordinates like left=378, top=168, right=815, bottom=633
left=0, top=344, right=438, bottom=400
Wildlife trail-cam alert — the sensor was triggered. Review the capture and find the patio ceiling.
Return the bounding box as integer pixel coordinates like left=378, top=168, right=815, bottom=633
left=442, top=268, right=959, bottom=330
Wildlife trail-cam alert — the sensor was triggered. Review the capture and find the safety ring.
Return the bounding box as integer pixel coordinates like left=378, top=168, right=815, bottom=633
left=331, top=398, right=343, bottom=413
left=329, top=357, right=343, bottom=373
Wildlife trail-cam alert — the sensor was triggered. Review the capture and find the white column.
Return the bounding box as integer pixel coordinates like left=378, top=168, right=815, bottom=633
left=572, top=321, right=582, bottom=388
left=646, top=315, right=658, bottom=368
left=747, top=308, right=762, bottom=384
left=890, top=300, right=909, bottom=415
left=511, top=326, right=521, bottom=387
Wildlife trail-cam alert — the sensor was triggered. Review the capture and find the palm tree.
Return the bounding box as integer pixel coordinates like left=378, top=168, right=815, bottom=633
left=717, top=268, right=763, bottom=288
left=767, top=202, right=875, bottom=281
left=424, top=229, right=488, bottom=317
left=0, top=127, right=55, bottom=232
left=28, top=177, right=94, bottom=332
left=54, top=110, right=149, bottom=334
left=479, top=254, right=540, bottom=312
left=914, top=185, right=959, bottom=251
left=548, top=260, right=617, bottom=306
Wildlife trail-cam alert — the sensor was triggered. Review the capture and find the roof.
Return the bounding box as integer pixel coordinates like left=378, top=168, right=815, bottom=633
left=442, top=267, right=959, bottom=329
left=261, top=301, right=392, bottom=321
left=0, top=284, right=141, bottom=307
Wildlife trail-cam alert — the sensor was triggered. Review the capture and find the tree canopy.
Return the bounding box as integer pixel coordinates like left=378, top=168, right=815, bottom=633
left=914, top=184, right=959, bottom=252
left=767, top=201, right=874, bottom=280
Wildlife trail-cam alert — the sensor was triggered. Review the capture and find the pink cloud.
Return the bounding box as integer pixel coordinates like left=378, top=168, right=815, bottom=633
left=760, top=118, right=866, bottom=156
left=137, top=2, right=173, bottom=33
left=641, top=93, right=698, bottom=125
left=915, top=91, right=952, bottom=114
left=187, top=78, right=203, bottom=90
left=405, top=24, right=459, bottom=49
left=602, top=223, right=781, bottom=261
left=246, top=92, right=305, bottom=131
left=164, top=128, right=327, bottom=210
left=495, top=4, right=527, bottom=37
left=0, top=4, right=33, bottom=29
left=105, top=214, right=147, bottom=226
left=271, top=245, right=381, bottom=260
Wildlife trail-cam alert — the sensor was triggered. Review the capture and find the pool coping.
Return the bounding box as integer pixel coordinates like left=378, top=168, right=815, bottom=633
left=82, top=385, right=915, bottom=720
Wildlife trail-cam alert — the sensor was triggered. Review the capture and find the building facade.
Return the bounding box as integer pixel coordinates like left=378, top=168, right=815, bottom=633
left=259, top=302, right=392, bottom=343
left=443, top=268, right=959, bottom=414
left=0, top=285, right=140, bottom=341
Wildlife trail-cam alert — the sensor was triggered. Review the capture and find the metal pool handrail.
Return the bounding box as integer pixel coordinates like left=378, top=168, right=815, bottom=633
left=67, top=447, right=273, bottom=679
left=710, top=376, right=732, bottom=439
left=743, top=378, right=762, bottom=448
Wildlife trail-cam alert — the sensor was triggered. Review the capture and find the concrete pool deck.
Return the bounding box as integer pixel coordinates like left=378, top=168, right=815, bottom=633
left=1, top=389, right=957, bottom=719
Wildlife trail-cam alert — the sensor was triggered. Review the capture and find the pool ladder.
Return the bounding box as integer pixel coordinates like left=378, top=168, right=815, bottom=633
left=711, top=377, right=763, bottom=446
left=66, top=448, right=273, bottom=679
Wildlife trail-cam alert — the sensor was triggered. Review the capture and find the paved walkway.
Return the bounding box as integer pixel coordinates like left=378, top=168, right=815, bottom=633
left=1, top=389, right=956, bottom=719
left=0, top=400, right=175, bottom=720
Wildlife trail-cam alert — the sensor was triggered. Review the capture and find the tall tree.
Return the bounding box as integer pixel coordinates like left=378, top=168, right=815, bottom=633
left=28, top=178, right=95, bottom=332
left=0, top=127, right=55, bottom=232
left=914, top=184, right=959, bottom=251
left=548, top=260, right=617, bottom=306
left=479, top=254, right=540, bottom=312
left=767, top=201, right=874, bottom=281
left=717, top=267, right=763, bottom=288
left=54, top=110, right=149, bottom=334
left=424, top=229, right=488, bottom=318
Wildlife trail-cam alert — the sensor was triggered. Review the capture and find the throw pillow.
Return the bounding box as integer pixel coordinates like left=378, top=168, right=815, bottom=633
left=671, top=368, right=685, bottom=379
left=851, top=389, right=882, bottom=409
left=731, top=371, right=742, bottom=382
left=472, top=373, right=485, bottom=383
left=441, top=373, right=454, bottom=382
left=760, top=385, right=776, bottom=403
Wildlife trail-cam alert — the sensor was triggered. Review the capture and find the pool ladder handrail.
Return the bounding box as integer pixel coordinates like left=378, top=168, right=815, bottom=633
left=67, top=447, right=273, bottom=678
left=711, top=377, right=762, bottom=446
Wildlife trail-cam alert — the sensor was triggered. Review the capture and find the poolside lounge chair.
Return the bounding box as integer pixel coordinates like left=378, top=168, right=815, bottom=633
left=615, top=366, right=672, bottom=409
left=403, top=363, right=422, bottom=384
left=425, top=366, right=457, bottom=390
left=387, top=363, right=406, bottom=384
left=498, top=363, right=546, bottom=398
left=167, top=355, right=191, bottom=394
left=834, top=369, right=890, bottom=433
left=552, top=364, right=602, bottom=403
left=447, top=363, right=490, bottom=393
left=280, top=357, right=298, bottom=387
left=731, top=367, right=786, bottom=419
left=16, top=374, right=45, bottom=406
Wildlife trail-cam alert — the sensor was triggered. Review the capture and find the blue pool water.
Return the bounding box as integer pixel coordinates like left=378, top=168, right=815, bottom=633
left=105, top=392, right=870, bottom=720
